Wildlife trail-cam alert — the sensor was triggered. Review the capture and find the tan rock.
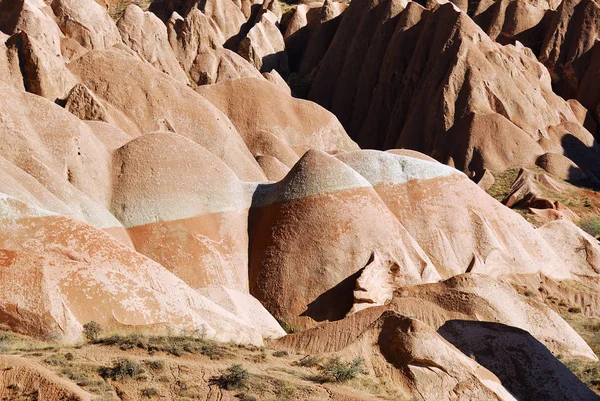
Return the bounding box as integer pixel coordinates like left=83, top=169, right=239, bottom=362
left=189, top=48, right=263, bottom=85
left=51, top=0, right=122, bottom=50
left=382, top=273, right=597, bottom=360
left=0, top=0, right=63, bottom=56
left=477, top=169, right=496, bottom=191
left=112, top=132, right=253, bottom=292
left=0, top=32, right=23, bottom=90
left=116, top=4, right=188, bottom=83
left=276, top=310, right=518, bottom=400
left=249, top=150, right=439, bottom=329
left=6, top=31, right=77, bottom=100
left=0, top=356, right=92, bottom=401
left=68, top=48, right=266, bottom=181
left=0, top=80, right=116, bottom=227
left=262, top=69, right=291, bottom=94
left=307, top=1, right=600, bottom=179
left=439, top=318, right=599, bottom=400
left=536, top=152, right=596, bottom=185
left=196, top=77, right=358, bottom=156
left=65, top=83, right=110, bottom=122
left=238, top=9, right=289, bottom=74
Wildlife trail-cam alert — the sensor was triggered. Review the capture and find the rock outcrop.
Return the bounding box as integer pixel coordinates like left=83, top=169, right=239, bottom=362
left=276, top=310, right=519, bottom=400
left=304, top=0, right=600, bottom=181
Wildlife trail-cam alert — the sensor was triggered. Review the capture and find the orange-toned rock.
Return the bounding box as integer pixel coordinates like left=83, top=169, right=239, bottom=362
left=0, top=196, right=281, bottom=344
left=249, top=150, right=439, bottom=329
left=112, top=132, right=253, bottom=292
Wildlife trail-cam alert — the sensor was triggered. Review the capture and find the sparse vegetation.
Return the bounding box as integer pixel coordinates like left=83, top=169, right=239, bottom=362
left=83, top=321, right=103, bottom=342
left=569, top=306, right=583, bottom=313
left=297, top=355, right=321, bottom=367
left=577, top=217, right=600, bottom=238
left=552, top=303, right=600, bottom=394
left=1, top=329, right=395, bottom=399
left=214, top=364, right=250, bottom=390
left=100, top=358, right=144, bottom=380
left=94, top=332, right=228, bottom=359
left=486, top=168, right=520, bottom=203
left=276, top=319, right=299, bottom=334
left=287, top=69, right=317, bottom=99
left=146, top=359, right=165, bottom=371
left=0, top=331, right=57, bottom=354
left=107, top=0, right=152, bottom=20
left=277, top=0, right=298, bottom=35
left=140, top=387, right=159, bottom=398
left=311, top=355, right=365, bottom=383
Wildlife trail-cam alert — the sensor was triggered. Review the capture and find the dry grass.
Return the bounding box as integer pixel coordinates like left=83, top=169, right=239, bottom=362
left=541, top=296, right=600, bottom=395
left=0, top=331, right=60, bottom=354
left=486, top=167, right=521, bottom=202
left=486, top=166, right=600, bottom=228
left=107, top=0, right=152, bottom=20
left=560, top=314, right=600, bottom=394
left=0, top=330, right=402, bottom=400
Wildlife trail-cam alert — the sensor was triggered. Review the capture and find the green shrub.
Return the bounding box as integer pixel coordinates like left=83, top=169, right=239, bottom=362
left=82, top=321, right=102, bottom=342
left=577, top=217, right=600, bottom=238
left=320, top=356, right=365, bottom=382
left=214, top=364, right=249, bottom=390
left=100, top=358, right=144, bottom=380
left=273, top=350, right=289, bottom=357
left=569, top=306, right=583, bottom=314
left=276, top=319, right=299, bottom=334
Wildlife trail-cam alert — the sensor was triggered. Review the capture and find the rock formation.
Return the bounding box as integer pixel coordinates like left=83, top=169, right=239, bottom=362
left=0, top=0, right=600, bottom=398
left=302, top=0, right=600, bottom=182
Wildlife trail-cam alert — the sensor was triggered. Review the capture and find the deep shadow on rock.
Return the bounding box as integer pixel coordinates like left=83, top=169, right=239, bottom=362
left=438, top=320, right=600, bottom=401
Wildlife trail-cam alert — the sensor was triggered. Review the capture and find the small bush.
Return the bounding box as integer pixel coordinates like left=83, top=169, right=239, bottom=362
left=559, top=300, right=569, bottom=307
left=273, top=350, right=289, bottom=357
left=297, top=355, right=321, bottom=367
left=251, top=350, right=267, bottom=363
left=214, top=364, right=249, bottom=390
left=569, top=306, right=583, bottom=313
left=140, top=387, right=158, bottom=398
left=524, top=290, right=534, bottom=297
left=276, top=319, right=299, bottom=334
left=100, top=358, right=144, bottom=380
left=577, top=217, right=600, bottom=238
left=146, top=359, right=165, bottom=371
left=319, top=356, right=365, bottom=382
left=82, top=321, right=102, bottom=342
left=201, top=342, right=226, bottom=360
